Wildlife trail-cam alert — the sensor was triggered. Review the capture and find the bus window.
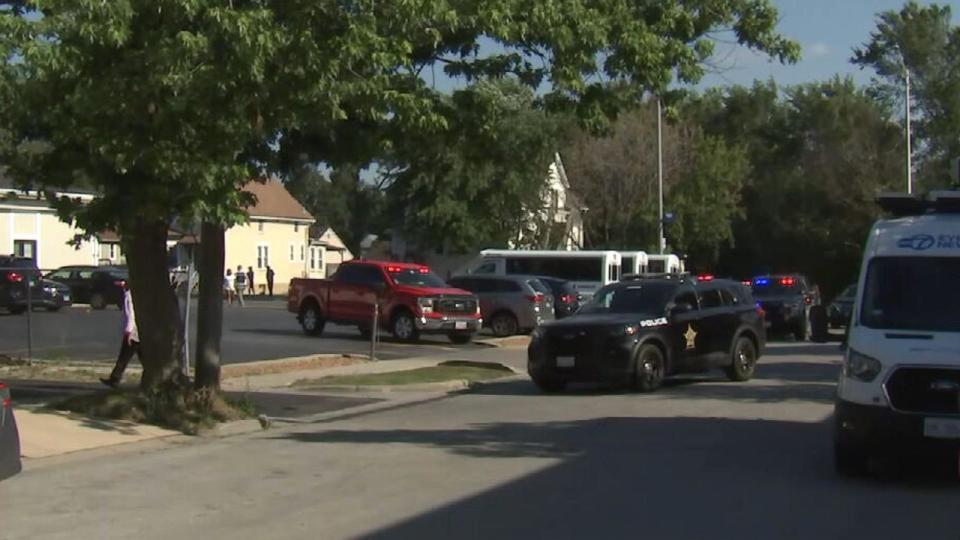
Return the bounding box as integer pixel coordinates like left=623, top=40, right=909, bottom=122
left=474, top=261, right=497, bottom=274
left=649, top=260, right=666, bottom=274
left=622, top=257, right=635, bottom=274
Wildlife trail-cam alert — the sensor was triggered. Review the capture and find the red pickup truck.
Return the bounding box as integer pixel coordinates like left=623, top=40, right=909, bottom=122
left=288, top=260, right=483, bottom=344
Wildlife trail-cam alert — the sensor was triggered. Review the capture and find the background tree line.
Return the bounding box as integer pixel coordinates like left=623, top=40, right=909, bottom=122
left=298, top=1, right=957, bottom=300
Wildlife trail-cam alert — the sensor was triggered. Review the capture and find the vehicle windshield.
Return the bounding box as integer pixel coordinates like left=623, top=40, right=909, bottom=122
left=751, top=277, right=801, bottom=297
left=579, top=283, right=675, bottom=315
left=861, top=257, right=960, bottom=332
left=389, top=269, right=448, bottom=288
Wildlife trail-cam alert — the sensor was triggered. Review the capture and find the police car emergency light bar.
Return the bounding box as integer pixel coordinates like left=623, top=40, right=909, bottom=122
left=877, top=191, right=960, bottom=216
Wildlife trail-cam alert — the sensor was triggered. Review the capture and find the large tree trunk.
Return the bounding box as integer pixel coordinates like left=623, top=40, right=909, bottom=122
left=194, top=221, right=225, bottom=391
left=124, top=219, right=183, bottom=390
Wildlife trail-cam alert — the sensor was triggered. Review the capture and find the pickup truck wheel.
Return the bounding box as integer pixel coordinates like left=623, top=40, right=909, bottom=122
left=392, top=311, right=419, bottom=342
left=300, top=304, right=325, bottom=337
left=89, top=293, right=107, bottom=310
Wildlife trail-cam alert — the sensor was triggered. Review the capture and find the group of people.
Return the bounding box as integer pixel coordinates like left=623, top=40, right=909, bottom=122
left=224, top=265, right=275, bottom=307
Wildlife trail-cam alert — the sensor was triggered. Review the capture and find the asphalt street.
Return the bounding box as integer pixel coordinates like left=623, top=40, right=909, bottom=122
left=0, top=299, right=486, bottom=364
left=5, top=341, right=959, bottom=540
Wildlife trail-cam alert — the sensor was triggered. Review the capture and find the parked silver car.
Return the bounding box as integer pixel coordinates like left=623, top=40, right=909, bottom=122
left=0, top=381, right=22, bottom=481
left=448, top=275, right=555, bottom=336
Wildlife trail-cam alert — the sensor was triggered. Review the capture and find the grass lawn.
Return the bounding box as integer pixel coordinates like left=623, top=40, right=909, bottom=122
left=295, top=361, right=514, bottom=387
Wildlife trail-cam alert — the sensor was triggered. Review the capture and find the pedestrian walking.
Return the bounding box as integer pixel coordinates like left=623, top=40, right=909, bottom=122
left=234, top=264, right=247, bottom=307
left=266, top=265, right=275, bottom=297
left=100, top=283, right=140, bottom=387
left=246, top=266, right=255, bottom=295
left=224, top=268, right=235, bottom=304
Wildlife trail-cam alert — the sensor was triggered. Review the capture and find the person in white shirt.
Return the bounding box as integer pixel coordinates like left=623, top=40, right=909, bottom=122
left=101, top=283, right=140, bottom=387
left=224, top=268, right=235, bottom=304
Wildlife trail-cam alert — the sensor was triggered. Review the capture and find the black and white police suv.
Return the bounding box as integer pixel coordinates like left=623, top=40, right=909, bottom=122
left=527, top=275, right=766, bottom=393
left=835, top=192, right=960, bottom=475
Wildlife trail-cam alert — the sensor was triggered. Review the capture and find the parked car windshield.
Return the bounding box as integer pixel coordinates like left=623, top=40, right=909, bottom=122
left=389, top=269, right=448, bottom=288
left=861, top=257, right=960, bottom=332
left=579, top=283, right=675, bottom=315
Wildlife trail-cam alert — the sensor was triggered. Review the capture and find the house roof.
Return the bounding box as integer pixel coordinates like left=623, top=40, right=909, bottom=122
left=243, top=179, right=314, bottom=222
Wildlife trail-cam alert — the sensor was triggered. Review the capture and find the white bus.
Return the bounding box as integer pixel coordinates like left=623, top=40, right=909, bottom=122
left=647, top=254, right=684, bottom=274
left=619, top=251, right=649, bottom=276
left=467, top=250, right=622, bottom=297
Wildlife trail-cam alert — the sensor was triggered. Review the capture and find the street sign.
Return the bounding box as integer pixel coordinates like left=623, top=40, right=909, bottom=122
left=663, top=212, right=676, bottom=224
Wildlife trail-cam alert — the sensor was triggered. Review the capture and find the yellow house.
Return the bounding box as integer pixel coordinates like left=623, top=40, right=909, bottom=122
left=307, top=226, right=354, bottom=278
left=1, top=173, right=319, bottom=295
left=225, top=180, right=314, bottom=296
left=0, top=176, right=102, bottom=270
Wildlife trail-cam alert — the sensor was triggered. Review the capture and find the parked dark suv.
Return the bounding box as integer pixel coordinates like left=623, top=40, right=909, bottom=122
left=0, top=256, right=41, bottom=314
left=528, top=276, right=766, bottom=392
left=750, top=274, right=821, bottom=341
left=45, top=265, right=128, bottom=310
left=533, top=276, right=582, bottom=319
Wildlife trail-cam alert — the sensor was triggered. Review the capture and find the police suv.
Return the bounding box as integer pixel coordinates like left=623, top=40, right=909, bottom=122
left=835, top=192, right=960, bottom=474
left=527, top=275, right=766, bottom=392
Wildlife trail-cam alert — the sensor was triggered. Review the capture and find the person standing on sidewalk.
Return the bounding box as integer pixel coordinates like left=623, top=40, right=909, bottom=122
left=100, top=283, right=140, bottom=388
left=246, top=266, right=255, bottom=295
left=224, top=268, right=235, bottom=304
left=234, top=264, right=247, bottom=307
left=266, top=265, right=275, bottom=297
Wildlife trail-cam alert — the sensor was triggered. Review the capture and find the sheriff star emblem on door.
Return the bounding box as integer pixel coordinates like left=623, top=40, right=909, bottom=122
left=684, top=325, right=697, bottom=350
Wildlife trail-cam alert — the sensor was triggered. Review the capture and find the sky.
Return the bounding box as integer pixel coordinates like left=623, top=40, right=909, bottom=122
left=696, top=0, right=960, bottom=89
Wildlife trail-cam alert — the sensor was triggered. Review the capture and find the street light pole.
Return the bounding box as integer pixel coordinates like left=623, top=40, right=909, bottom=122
left=905, top=68, right=913, bottom=194
left=895, top=45, right=913, bottom=194
left=657, top=97, right=665, bottom=254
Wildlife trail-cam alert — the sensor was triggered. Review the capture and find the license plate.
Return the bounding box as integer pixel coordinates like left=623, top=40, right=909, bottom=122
left=454, top=321, right=467, bottom=330
left=923, top=417, right=960, bottom=439
left=556, top=356, right=575, bottom=368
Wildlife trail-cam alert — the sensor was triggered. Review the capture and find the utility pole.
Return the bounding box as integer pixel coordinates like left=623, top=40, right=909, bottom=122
left=905, top=67, right=913, bottom=194
left=657, top=97, right=665, bottom=254
left=896, top=45, right=913, bottom=194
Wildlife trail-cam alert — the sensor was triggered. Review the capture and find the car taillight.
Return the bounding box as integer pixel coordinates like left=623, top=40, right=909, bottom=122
left=560, top=294, right=576, bottom=304
left=114, top=280, right=126, bottom=288
left=0, top=382, right=10, bottom=409
left=756, top=302, right=765, bottom=318
left=804, top=296, right=813, bottom=305
left=697, top=274, right=714, bottom=281
left=7, top=272, right=23, bottom=283
left=526, top=293, right=545, bottom=304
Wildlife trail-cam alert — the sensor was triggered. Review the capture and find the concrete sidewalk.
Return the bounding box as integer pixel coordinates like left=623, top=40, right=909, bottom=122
left=13, top=352, right=520, bottom=463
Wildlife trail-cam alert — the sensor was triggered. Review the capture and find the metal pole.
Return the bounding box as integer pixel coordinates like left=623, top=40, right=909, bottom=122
left=182, top=259, right=193, bottom=374
left=905, top=69, right=913, bottom=195
left=657, top=97, right=665, bottom=254
left=25, top=270, right=33, bottom=363
left=369, top=301, right=379, bottom=361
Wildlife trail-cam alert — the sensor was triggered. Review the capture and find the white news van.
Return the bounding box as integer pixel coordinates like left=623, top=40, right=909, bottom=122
left=834, top=192, right=960, bottom=474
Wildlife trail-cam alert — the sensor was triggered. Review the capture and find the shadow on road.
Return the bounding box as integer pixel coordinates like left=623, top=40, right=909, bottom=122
left=276, top=416, right=959, bottom=539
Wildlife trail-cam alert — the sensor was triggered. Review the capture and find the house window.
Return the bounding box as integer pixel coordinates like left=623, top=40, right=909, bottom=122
left=294, top=223, right=299, bottom=233
left=257, top=221, right=264, bottom=232
left=300, top=244, right=305, bottom=262
left=14, top=239, right=37, bottom=260
left=257, top=245, right=269, bottom=269
left=109, top=244, right=117, bottom=261
left=289, top=243, right=295, bottom=262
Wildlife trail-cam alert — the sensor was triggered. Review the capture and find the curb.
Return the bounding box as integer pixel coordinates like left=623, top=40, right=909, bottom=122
left=475, top=335, right=531, bottom=349
left=293, top=379, right=474, bottom=394
left=220, top=353, right=368, bottom=380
